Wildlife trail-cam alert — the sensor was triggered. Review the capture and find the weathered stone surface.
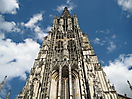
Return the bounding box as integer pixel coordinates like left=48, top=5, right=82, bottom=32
left=17, top=7, right=129, bottom=99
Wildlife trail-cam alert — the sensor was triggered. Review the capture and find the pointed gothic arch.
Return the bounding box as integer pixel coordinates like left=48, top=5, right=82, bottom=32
left=50, top=65, right=81, bottom=99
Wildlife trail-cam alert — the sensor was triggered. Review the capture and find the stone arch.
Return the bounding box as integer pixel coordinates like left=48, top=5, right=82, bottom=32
left=71, top=69, right=81, bottom=99
left=50, top=70, right=59, bottom=99
left=72, top=69, right=79, bottom=79
left=50, top=65, right=81, bottom=99
left=33, top=77, right=38, bottom=82
left=51, top=70, right=59, bottom=81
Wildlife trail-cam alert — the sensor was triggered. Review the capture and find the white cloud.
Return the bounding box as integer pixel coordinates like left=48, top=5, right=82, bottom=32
left=25, top=13, right=43, bottom=28
left=36, top=26, right=52, bottom=40
left=0, top=0, right=19, bottom=14
left=21, top=12, right=51, bottom=40
left=106, top=35, right=117, bottom=52
left=0, top=33, right=40, bottom=82
left=93, top=32, right=117, bottom=52
left=107, top=41, right=116, bottom=52
left=34, top=26, right=49, bottom=40
left=111, top=35, right=116, bottom=39
left=93, top=38, right=105, bottom=45
left=0, top=0, right=20, bottom=39
left=22, top=12, right=49, bottom=40
left=0, top=88, right=7, bottom=98
left=49, top=14, right=54, bottom=17
left=100, top=60, right=104, bottom=64
left=117, top=0, right=132, bottom=16
left=96, top=29, right=110, bottom=34
left=0, top=15, right=19, bottom=32
left=0, top=81, right=11, bottom=98
left=57, top=5, right=67, bottom=13
left=34, top=26, right=48, bottom=40
left=45, top=26, right=52, bottom=32
left=56, top=0, right=76, bottom=12
left=103, top=54, right=132, bottom=97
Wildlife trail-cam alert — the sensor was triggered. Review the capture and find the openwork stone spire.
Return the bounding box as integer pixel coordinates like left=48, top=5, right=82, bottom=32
left=17, top=7, right=130, bottom=99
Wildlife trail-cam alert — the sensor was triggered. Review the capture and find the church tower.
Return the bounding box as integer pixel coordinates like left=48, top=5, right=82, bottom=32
left=17, top=7, right=119, bottom=99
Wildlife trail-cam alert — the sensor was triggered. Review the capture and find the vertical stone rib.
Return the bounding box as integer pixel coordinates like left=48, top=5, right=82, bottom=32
left=17, top=7, right=121, bottom=99
left=64, top=79, right=67, bottom=99
left=58, top=66, right=62, bottom=99
left=69, top=66, right=73, bottom=99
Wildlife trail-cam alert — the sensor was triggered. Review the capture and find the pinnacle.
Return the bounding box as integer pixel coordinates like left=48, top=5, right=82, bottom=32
left=64, top=7, right=68, bottom=10
left=61, top=7, right=71, bottom=18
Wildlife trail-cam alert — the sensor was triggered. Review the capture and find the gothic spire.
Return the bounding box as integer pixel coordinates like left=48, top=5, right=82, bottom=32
left=17, top=7, right=125, bottom=99
left=61, top=7, right=71, bottom=18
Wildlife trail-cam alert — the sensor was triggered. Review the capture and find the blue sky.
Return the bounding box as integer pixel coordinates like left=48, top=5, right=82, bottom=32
left=0, top=0, right=132, bottom=98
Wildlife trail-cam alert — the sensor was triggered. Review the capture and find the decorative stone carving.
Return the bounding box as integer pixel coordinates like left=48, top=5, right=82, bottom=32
left=35, top=67, right=41, bottom=76
left=17, top=7, right=121, bottom=99
left=58, top=19, right=64, bottom=32
left=94, top=63, right=102, bottom=71
left=68, top=18, right=72, bottom=30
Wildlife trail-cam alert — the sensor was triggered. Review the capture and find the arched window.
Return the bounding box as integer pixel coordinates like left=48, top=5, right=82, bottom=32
left=61, top=66, right=69, bottom=98
left=50, top=69, right=81, bottom=99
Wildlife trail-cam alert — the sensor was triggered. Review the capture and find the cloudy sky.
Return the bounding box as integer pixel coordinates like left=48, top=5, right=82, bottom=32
left=0, top=0, right=132, bottom=98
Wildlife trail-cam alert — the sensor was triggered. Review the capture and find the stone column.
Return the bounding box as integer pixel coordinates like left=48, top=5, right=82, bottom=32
left=69, top=66, right=73, bottom=99
left=75, top=78, right=81, bottom=99
left=78, top=68, right=85, bottom=99
left=58, top=66, right=62, bottom=99
left=64, top=78, right=67, bottom=99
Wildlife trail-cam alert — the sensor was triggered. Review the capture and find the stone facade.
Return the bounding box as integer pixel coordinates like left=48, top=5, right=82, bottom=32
left=17, top=7, right=129, bottom=99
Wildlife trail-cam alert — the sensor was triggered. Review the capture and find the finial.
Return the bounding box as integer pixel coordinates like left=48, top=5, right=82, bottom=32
left=73, top=14, right=77, bottom=17
left=5, top=90, right=11, bottom=99
left=61, top=7, right=71, bottom=18
left=54, top=16, right=58, bottom=19
left=0, top=76, right=7, bottom=92
left=64, top=7, right=68, bottom=11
